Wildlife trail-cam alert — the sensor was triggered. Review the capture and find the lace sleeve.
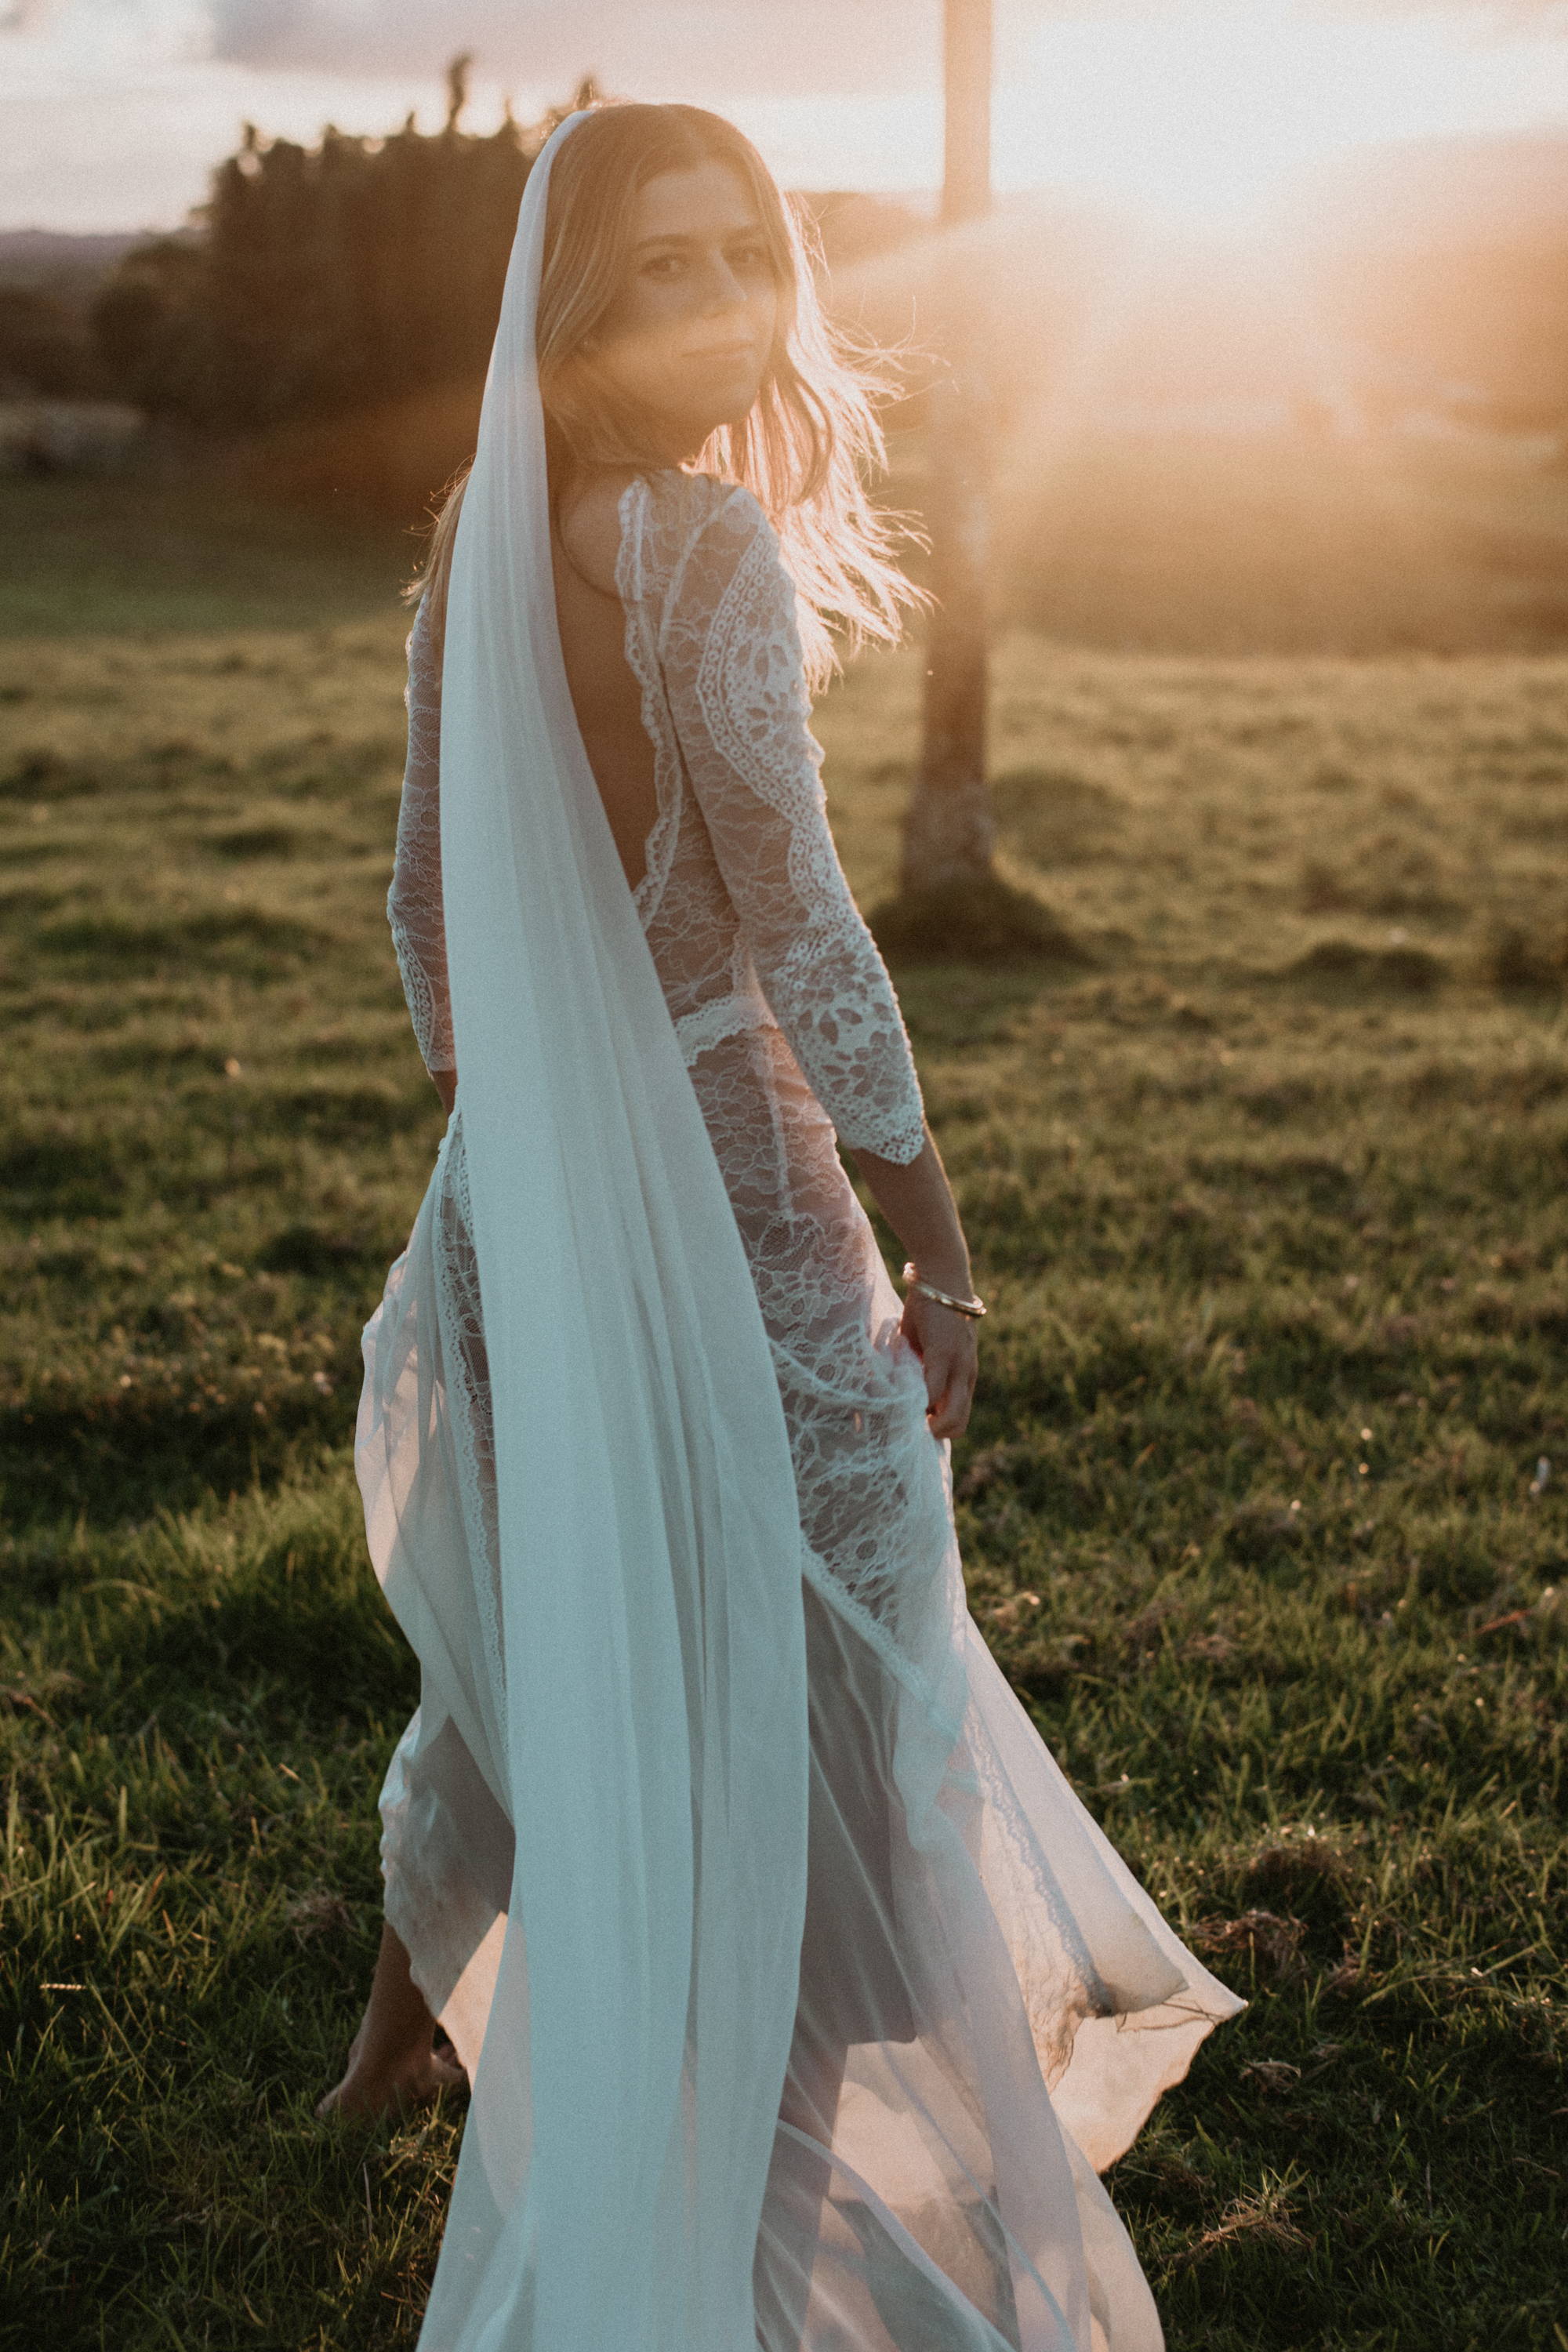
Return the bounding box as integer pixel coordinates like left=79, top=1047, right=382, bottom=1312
left=387, top=595, right=456, bottom=1076
left=659, top=485, right=926, bottom=1164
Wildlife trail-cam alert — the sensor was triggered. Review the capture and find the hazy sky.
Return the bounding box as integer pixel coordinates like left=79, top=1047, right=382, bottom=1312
left=5, top=0, right=1568, bottom=233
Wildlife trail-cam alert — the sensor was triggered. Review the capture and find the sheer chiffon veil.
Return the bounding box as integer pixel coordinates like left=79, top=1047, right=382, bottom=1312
left=405, top=111, right=812, bottom=2346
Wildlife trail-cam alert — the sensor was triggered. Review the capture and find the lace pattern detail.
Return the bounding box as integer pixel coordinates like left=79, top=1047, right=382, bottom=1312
left=388, top=603, right=456, bottom=1075
left=671, top=986, right=775, bottom=1069
left=655, top=481, right=927, bottom=1166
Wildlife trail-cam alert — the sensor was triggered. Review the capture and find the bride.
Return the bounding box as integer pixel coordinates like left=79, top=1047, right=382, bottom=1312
left=322, top=99, right=1241, bottom=2352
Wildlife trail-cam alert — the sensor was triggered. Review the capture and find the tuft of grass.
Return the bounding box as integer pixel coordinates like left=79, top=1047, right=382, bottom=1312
left=1283, top=938, right=1447, bottom=995
left=1486, top=922, right=1568, bottom=997
left=2, top=475, right=1566, bottom=2348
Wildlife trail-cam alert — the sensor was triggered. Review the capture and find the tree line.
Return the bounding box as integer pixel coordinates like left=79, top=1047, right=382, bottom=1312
left=96, top=60, right=579, bottom=430
left=0, top=62, right=920, bottom=442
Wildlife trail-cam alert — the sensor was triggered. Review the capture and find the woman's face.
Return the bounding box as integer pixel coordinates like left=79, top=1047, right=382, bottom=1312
left=592, top=160, right=782, bottom=461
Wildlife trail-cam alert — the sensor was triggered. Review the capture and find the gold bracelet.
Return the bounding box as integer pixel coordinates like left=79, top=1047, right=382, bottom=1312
left=902, top=1261, right=987, bottom=1319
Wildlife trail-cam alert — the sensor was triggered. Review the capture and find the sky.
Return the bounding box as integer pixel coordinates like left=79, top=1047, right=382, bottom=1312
left=5, top=0, right=1568, bottom=234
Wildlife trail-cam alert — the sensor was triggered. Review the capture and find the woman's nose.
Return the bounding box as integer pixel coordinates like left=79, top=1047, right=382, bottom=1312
left=695, top=254, right=748, bottom=312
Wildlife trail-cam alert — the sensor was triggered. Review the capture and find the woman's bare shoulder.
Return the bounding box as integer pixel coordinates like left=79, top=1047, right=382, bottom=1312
left=554, top=466, right=642, bottom=597
left=557, top=465, right=757, bottom=591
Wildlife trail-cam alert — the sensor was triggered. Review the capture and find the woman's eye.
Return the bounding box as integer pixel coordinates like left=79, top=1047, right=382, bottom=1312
left=730, top=243, right=770, bottom=272
left=642, top=254, right=684, bottom=280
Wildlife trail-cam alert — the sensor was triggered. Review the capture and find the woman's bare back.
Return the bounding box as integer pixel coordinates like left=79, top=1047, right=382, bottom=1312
left=550, top=469, right=659, bottom=894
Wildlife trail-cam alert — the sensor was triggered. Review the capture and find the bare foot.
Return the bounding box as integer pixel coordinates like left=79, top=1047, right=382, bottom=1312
left=316, top=2024, right=466, bottom=2122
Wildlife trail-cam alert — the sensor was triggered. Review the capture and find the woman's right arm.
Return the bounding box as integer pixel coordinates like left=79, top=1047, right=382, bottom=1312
left=389, top=597, right=458, bottom=1112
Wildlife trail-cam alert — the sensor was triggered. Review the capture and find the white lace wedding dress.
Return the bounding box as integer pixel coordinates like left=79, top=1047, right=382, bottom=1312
left=357, top=464, right=1241, bottom=2351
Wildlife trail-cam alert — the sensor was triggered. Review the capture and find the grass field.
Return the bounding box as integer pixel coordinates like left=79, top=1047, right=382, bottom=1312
left=1, top=474, right=1565, bottom=2350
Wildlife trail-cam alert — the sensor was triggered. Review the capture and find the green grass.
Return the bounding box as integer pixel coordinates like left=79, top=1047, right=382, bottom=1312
left=0, top=470, right=407, bottom=639
left=1, top=475, right=1565, bottom=2348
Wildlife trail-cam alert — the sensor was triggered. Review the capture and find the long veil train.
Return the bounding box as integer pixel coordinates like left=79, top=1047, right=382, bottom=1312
left=354, top=107, right=1243, bottom=2352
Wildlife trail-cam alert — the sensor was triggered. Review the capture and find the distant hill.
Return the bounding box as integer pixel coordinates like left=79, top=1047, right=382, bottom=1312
left=0, top=230, right=187, bottom=289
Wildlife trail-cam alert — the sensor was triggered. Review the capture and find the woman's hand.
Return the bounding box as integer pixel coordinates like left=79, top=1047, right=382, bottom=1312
left=849, top=1125, right=981, bottom=1442
left=900, top=1289, right=978, bottom=1440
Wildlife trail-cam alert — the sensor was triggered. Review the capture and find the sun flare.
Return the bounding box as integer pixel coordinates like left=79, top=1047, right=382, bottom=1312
left=994, top=0, right=1568, bottom=237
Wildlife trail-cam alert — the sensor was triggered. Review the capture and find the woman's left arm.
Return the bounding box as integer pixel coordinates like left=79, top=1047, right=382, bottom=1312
left=663, top=492, right=926, bottom=1159
left=663, top=491, right=977, bottom=1436
left=849, top=1131, right=978, bottom=1439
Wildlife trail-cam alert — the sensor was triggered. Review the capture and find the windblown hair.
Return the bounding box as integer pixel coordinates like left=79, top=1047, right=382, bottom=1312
left=406, top=100, right=922, bottom=685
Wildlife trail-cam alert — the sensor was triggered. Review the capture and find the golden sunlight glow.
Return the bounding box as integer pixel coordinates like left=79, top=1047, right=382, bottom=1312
left=1000, top=0, right=1568, bottom=235
left=730, top=0, right=1568, bottom=241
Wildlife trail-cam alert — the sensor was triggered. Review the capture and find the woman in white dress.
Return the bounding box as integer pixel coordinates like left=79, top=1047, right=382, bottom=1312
left=322, top=100, right=1242, bottom=2352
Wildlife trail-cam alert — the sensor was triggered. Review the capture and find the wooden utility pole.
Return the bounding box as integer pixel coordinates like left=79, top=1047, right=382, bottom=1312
left=899, top=0, right=996, bottom=896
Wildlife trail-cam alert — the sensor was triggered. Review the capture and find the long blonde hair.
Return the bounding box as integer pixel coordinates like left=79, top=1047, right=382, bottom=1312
left=405, top=101, right=921, bottom=684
